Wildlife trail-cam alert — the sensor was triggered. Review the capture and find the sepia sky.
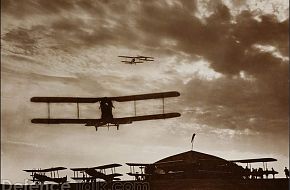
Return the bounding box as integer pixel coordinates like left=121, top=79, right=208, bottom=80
left=1, top=0, right=289, bottom=183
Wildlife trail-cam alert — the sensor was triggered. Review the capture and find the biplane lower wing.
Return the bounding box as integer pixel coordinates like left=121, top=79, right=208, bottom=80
left=121, top=61, right=143, bottom=64
left=107, top=173, right=123, bottom=178
left=32, top=113, right=180, bottom=126
left=127, top=173, right=151, bottom=177
left=86, top=113, right=181, bottom=126
left=71, top=177, right=94, bottom=180
left=118, top=56, right=136, bottom=58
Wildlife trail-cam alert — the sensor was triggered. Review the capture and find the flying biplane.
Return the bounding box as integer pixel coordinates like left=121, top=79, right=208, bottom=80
left=31, top=91, right=181, bottom=131
left=71, top=164, right=122, bottom=182
left=23, top=167, right=67, bottom=184
left=118, top=55, right=154, bottom=64
left=230, top=158, right=278, bottom=179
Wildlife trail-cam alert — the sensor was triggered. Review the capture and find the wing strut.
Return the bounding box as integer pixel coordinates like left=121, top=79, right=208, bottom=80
left=162, top=98, right=165, bottom=114
left=134, top=100, right=137, bottom=116
left=77, top=103, right=80, bottom=119
left=48, top=103, right=50, bottom=119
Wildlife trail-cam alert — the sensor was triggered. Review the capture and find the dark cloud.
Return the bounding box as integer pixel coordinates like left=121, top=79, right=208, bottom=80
left=1, top=0, right=74, bottom=18
left=2, top=0, right=288, bottom=141
left=181, top=77, right=288, bottom=132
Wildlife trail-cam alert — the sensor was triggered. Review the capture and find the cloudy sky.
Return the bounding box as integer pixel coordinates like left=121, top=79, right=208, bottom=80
left=1, top=0, right=289, bottom=183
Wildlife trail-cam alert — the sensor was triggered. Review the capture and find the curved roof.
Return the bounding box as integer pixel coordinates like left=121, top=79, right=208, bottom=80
left=154, top=150, right=230, bottom=165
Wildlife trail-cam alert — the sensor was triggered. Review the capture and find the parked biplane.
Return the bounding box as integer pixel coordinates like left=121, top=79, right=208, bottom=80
left=71, top=164, right=122, bottom=182
left=31, top=91, right=181, bottom=131
left=126, top=163, right=151, bottom=181
left=118, top=55, right=154, bottom=64
left=230, top=158, right=278, bottom=179
left=23, top=167, right=67, bottom=184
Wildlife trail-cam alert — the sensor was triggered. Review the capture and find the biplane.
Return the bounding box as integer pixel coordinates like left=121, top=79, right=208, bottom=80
left=118, top=55, right=154, bottom=64
left=31, top=91, right=181, bottom=131
left=230, top=158, right=278, bottom=179
left=23, top=167, right=67, bottom=184
left=71, top=164, right=122, bottom=182
left=126, top=160, right=187, bottom=181
left=126, top=163, right=151, bottom=181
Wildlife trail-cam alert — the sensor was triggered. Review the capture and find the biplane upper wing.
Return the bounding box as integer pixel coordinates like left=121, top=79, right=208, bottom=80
left=230, top=158, right=277, bottom=163
left=112, top=91, right=180, bottom=102
left=126, top=163, right=150, bottom=167
left=70, top=167, right=88, bottom=171
left=92, top=164, right=122, bottom=170
left=31, top=97, right=103, bottom=103
left=137, top=55, right=154, bottom=58
left=24, top=167, right=67, bottom=173
left=31, top=119, right=102, bottom=124
left=24, top=169, right=41, bottom=172
left=118, top=55, right=137, bottom=58
left=31, top=91, right=180, bottom=103
left=42, top=167, right=67, bottom=172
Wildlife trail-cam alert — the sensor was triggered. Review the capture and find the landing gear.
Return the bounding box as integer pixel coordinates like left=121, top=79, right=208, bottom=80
left=95, top=126, right=98, bottom=131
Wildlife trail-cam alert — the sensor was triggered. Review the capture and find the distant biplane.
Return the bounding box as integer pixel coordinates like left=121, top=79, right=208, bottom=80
left=23, top=167, right=67, bottom=184
left=118, top=55, right=154, bottom=64
left=31, top=91, right=181, bottom=131
left=71, top=164, right=122, bottom=182
left=230, top=158, right=278, bottom=179
left=126, top=163, right=151, bottom=181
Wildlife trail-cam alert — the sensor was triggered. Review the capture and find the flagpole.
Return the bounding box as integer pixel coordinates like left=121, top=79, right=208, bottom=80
left=191, top=133, right=195, bottom=151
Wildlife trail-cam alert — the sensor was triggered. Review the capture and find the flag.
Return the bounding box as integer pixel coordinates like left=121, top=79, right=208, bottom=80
left=191, top=133, right=196, bottom=143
